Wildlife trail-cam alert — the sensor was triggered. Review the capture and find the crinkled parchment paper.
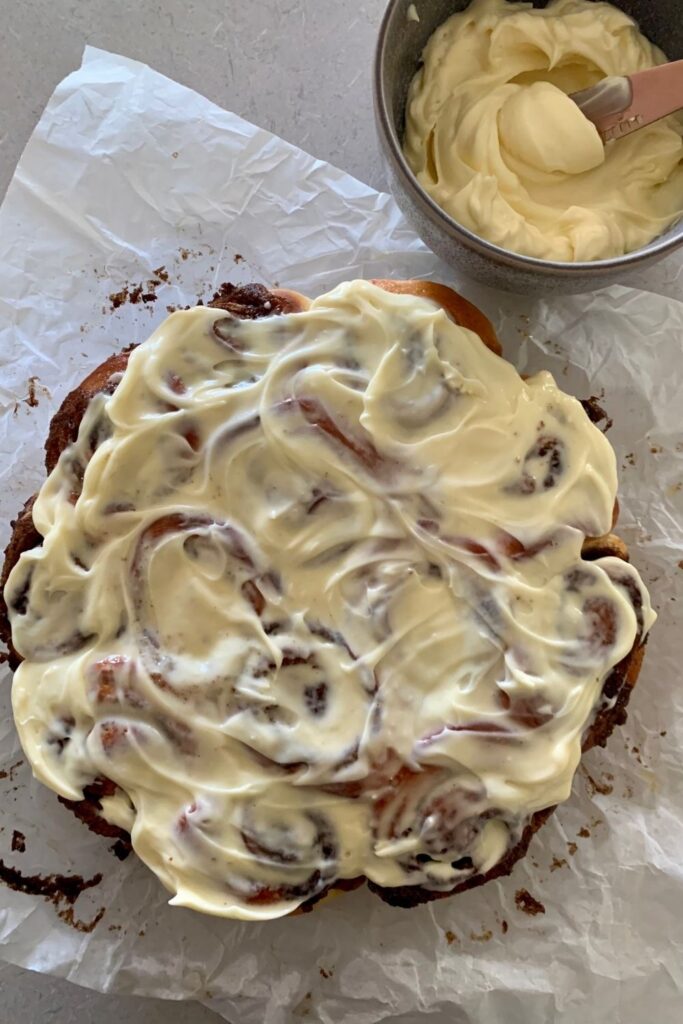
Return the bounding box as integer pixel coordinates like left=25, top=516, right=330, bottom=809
left=0, top=48, right=681, bottom=1024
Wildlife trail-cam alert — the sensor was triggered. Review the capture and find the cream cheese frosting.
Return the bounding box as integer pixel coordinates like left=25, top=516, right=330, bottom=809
left=6, top=281, right=654, bottom=919
left=403, top=0, right=683, bottom=261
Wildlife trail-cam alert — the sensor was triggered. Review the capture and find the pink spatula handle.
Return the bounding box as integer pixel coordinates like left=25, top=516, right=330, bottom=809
left=572, top=60, right=683, bottom=142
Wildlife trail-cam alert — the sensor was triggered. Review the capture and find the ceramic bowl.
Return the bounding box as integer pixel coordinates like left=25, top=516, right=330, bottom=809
left=374, top=0, right=683, bottom=294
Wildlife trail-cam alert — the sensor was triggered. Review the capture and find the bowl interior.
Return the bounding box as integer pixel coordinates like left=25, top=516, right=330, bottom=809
left=379, top=0, right=683, bottom=264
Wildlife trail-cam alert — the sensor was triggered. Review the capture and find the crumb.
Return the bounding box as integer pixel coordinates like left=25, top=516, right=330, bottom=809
left=577, top=826, right=590, bottom=838
left=660, top=730, right=667, bottom=737
left=319, top=966, right=333, bottom=979
left=550, top=856, right=567, bottom=872
left=581, top=396, right=613, bottom=433
left=584, top=770, right=614, bottom=796
left=0, top=860, right=104, bottom=933
left=0, top=760, right=24, bottom=782
left=109, top=287, right=129, bottom=310
left=624, top=452, right=636, bottom=467
left=109, top=279, right=162, bottom=310
left=514, top=889, right=545, bottom=916
left=110, top=839, right=130, bottom=861
left=171, top=151, right=178, bottom=159
left=233, top=253, right=244, bottom=264
left=567, top=841, right=578, bottom=856
left=650, top=444, right=663, bottom=454
left=445, top=929, right=457, bottom=945
left=57, top=906, right=106, bottom=933
left=501, top=919, right=508, bottom=934
left=153, top=266, right=169, bottom=282
left=11, top=830, right=25, bottom=853
left=25, top=376, right=40, bottom=408
left=469, top=928, right=493, bottom=942
left=295, top=992, right=313, bottom=1018
left=138, top=929, right=146, bottom=937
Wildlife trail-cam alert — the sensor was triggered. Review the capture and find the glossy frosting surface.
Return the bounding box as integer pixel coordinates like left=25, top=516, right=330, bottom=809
left=7, top=281, right=654, bottom=919
left=403, top=0, right=683, bottom=261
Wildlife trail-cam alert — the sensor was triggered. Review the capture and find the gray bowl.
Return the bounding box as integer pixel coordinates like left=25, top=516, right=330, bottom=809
left=374, top=0, right=683, bottom=294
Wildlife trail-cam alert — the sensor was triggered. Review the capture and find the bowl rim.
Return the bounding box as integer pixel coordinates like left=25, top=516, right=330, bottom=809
left=373, top=0, right=683, bottom=277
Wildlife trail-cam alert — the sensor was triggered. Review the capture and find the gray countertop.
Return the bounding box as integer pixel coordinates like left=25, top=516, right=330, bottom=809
left=0, top=1, right=386, bottom=1020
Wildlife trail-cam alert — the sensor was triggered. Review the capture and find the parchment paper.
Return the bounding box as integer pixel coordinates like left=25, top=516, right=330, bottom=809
left=0, top=48, right=681, bottom=1024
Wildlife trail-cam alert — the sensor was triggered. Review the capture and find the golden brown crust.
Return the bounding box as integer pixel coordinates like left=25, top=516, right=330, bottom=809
left=372, top=278, right=502, bottom=357
left=582, top=532, right=629, bottom=562
left=0, top=496, right=40, bottom=669
left=58, top=778, right=131, bottom=849
left=0, top=280, right=647, bottom=914
left=45, top=353, right=131, bottom=474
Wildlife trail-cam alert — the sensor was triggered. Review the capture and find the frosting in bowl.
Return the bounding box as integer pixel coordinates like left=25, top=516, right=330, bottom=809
left=403, top=0, right=683, bottom=261
left=6, top=281, right=654, bottom=919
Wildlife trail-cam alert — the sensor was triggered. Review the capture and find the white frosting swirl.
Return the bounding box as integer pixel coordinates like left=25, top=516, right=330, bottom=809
left=6, top=281, right=654, bottom=919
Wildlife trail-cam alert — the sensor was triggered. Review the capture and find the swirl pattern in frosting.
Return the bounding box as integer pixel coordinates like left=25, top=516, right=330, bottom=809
left=6, top=280, right=654, bottom=919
